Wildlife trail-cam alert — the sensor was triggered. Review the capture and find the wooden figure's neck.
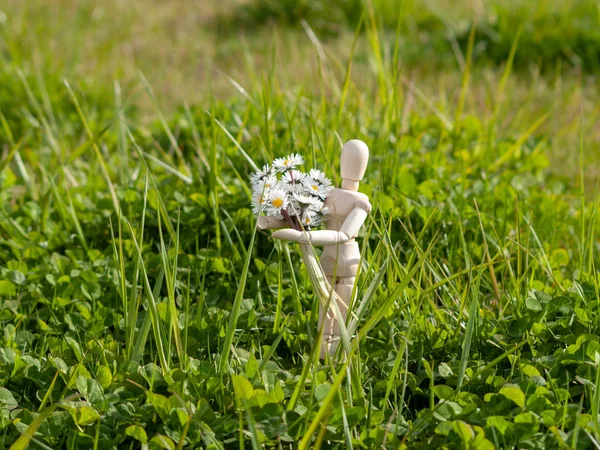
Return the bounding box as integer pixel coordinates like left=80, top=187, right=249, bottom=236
left=341, top=179, right=359, bottom=191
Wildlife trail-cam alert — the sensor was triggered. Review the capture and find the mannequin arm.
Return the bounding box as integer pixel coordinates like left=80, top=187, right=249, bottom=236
left=272, top=229, right=349, bottom=244
left=272, top=206, right=368, bottom=245
left=339, top=206, right=369, bottom=239
left=310, top=230, right=350, bottom=245
left=257, top=216, right=289, bottom=230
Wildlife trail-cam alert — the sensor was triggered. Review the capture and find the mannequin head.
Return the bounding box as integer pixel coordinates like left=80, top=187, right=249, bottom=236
left=340, top=139, right=369, bottom=191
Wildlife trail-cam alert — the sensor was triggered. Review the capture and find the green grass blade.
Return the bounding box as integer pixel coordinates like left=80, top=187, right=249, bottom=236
left=218, top=221, right=259, bottom=372
left=457, top=278, right=480, bottom=390
left=125, top=219, right=170, bottom=372
left=10, top=394, right=80, bottom=450
left=63, top=79, right=121, bottom=216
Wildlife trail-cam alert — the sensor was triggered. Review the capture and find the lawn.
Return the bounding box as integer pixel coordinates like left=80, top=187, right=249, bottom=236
left=1, top=0, right=599, bottom=448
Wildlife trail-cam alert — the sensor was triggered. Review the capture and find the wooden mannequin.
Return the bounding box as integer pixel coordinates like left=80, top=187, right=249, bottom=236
left=258, top=140, right=371, bottom=358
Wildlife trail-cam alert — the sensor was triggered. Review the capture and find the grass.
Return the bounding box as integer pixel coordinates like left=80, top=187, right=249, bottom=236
left=1, top=0, right=600, bottom=448
left=1, top=0, right=599, bottom=182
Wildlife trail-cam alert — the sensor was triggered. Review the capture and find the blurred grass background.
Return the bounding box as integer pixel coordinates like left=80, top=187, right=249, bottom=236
left=0, top=0, right=599, bottom=180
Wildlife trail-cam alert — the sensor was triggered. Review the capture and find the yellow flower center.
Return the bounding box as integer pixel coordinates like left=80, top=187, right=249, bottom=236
left=272, top=198, right=283, bottom=208
left=283, top=159, right=290, bottom=166
left=311, top=185, right=318, bottom=191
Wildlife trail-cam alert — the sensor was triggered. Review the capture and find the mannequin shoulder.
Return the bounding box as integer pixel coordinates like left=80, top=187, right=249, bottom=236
left=353, top=193, right=372, bottom=213
left=324, top=189, right=371, bottom=213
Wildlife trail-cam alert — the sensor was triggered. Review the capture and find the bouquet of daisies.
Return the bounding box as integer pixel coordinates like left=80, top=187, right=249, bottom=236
left=251, top=153, right=333, bottom=229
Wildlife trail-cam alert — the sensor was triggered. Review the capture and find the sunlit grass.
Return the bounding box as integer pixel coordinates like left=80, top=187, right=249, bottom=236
left=1, top=0, right=600, bottom=448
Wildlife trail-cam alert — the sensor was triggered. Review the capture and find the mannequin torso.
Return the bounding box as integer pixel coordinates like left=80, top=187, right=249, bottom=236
left=320, top=188, right=370, bottom=278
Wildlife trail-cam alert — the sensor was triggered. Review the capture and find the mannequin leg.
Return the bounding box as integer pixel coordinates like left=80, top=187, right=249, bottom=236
left=318, top=276, right=336, bottom=359
left=319, top=276, right=355, bottom=358
left=328, top=276, right=355, bottom=355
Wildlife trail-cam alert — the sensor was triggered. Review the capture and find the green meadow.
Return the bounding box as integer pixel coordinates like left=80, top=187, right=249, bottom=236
left=1, top=1, right=599, bottom=448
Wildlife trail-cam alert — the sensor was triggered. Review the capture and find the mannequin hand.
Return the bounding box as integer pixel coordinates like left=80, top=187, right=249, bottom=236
left=257, top=216, right=289, bottom=230
left=297, top=232, right=310, bottom=244
left=272, top=229, right=301, bottom=242
left=257, top=216, right=270, bottom=230
left=272, top=229, right=310, bottom=243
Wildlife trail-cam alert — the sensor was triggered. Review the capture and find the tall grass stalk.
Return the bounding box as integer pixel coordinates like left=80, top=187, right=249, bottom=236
left=219, top=222, right=259, bottom=372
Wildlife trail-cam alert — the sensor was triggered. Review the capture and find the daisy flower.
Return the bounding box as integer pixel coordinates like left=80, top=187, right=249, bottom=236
left=281, top=169, right=306, bottom=185
left=252, top=175, right=278, bottom=194
left=251, top=191, right=267, bottom=215
left=290, top=192, right=323, bottom=214
left=265, top=189, right=288, bottom=215
left=303, top=177, right=329, bottom=200
left=281, top=182, right=303, bottom=194
left=300, top=210, right=323, bottom=229
left=250, top=164, right=272, bottom=184
left=273, top=153, right=304, bottom=172
left=309, top=168, right=332, bottom=188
